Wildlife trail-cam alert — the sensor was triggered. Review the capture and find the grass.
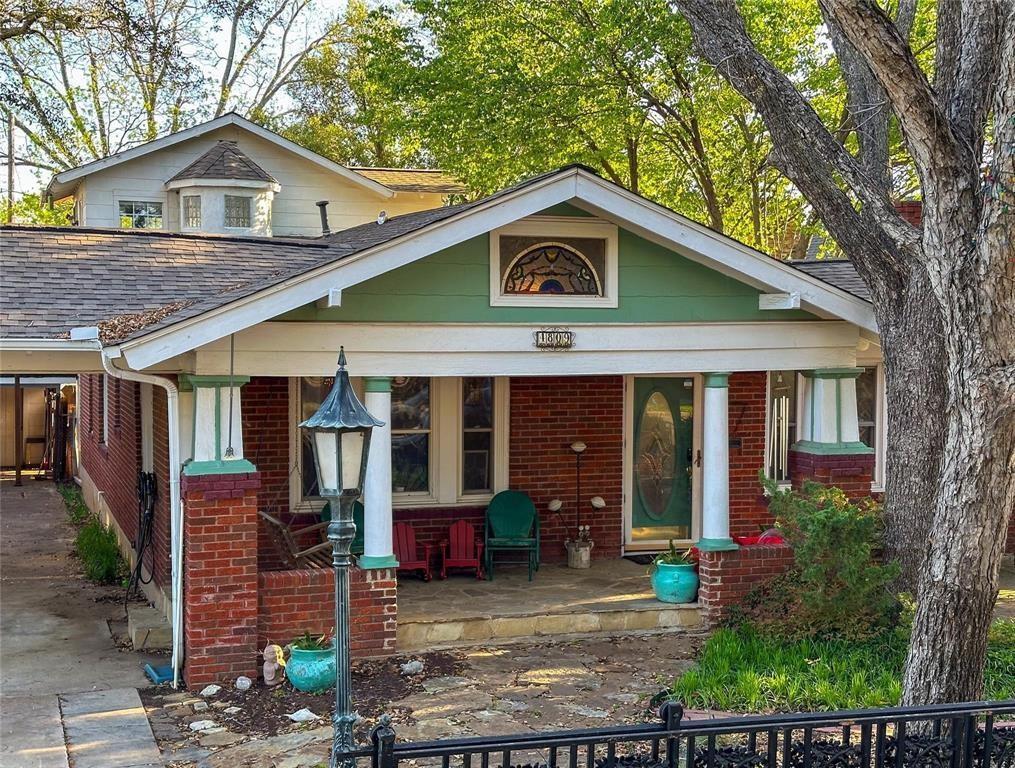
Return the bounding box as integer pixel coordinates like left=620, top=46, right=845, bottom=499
left=672, top=620, right=1015, bottom=713
left=58, top=483, right=127, bottom=584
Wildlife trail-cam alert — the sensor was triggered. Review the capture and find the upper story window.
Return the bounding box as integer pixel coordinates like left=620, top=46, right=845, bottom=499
left=183, top=195, right=202, bottom=229
left=224, top=195, right=252, bottom=228
left=119, top=200, right=163, bottom=229
left=490, top=217, right=618, bottom=308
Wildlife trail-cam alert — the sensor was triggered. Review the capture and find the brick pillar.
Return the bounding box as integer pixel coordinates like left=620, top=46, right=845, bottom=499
left=182, top=471, right=260, bottom=687
left=698, top=543, right=795, bottom=624
left=788, top=450, right=875, bottom=499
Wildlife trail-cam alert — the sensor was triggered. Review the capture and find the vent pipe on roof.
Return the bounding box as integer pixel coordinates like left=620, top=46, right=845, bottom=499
left=316, top=200, right=331, bottom=235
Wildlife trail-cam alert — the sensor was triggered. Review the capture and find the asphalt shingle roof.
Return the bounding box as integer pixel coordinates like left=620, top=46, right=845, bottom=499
left=168, top=141, right=277, bottom=184
left=350, top=168, right=466, bottom=194
left=789, top=259, right=871, bottom=302
left=1, top=165, right=872, bottom=346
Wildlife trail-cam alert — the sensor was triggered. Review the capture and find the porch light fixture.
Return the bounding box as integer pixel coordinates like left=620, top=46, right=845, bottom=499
left=299, top=347, right=383, bottom=768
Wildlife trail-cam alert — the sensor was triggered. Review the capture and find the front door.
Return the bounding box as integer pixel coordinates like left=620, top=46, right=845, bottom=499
left=631, top=377, right=695, bottom=544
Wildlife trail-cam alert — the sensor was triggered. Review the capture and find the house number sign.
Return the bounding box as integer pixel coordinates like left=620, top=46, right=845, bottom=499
left=533, top=328, right=575, bottom=350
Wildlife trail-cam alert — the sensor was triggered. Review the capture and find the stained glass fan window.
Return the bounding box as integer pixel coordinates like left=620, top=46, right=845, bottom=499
left=502, top=243, right=602, bottom=295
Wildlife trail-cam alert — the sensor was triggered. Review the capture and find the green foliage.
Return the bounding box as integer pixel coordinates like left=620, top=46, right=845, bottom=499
left=672, top=621, right=1015, bottom=712
left=290, top=631, right=332, bottom=651
left=747, top=473, right=900, bottom=640
left=6, top=194, right=73, bottom=226
left=651, top=540, right=694, bottom=567
left=74, top=517, right=126, bottom=584
left=58, top=483, right=91, bottom=526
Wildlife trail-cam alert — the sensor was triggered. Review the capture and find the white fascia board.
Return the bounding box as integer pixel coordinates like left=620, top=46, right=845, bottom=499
left=572, top=174, right=878, bottom=332
left=119, top=171, right=582, bottom=369
left=165, top=178, right=281, bottom=192
left=0, top=338, right=99, bottom=351
left=48, top=113, right=392, bottom=200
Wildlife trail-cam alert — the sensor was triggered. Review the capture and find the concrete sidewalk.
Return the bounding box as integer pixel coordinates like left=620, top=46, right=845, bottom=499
left=1, top=481, right=162, bottom=767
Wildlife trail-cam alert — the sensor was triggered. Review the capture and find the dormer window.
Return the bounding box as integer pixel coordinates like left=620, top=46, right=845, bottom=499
left=224, top=195, right=252, bottom=228
left=183, top=195, right=202, bottom=229
left=490, top=217, right=618, bottom=307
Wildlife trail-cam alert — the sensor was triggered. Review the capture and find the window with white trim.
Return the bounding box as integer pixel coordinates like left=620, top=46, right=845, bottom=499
left=224, top=195, right=252, bottom=228
left=118, top=200, right=163, bottom=229
left=490, top=217, right=618, bottom=308
left=856, top=365, right=886, bottom=489
left=183, top=195, right=202, bottom=229
left=294, top=376, right=508, bottom=507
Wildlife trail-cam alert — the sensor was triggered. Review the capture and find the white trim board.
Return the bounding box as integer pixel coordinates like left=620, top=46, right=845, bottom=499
left=188, top=321, right=861, bottom=377
left=116, top=167, right=877, bottom=371
left=47, top=113, right=393, bottom=200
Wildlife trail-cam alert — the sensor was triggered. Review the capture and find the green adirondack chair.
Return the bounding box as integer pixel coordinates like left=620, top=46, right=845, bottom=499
left=319, top=500, right=366, bottom=556
left=484, top=490, right=540, bottom=581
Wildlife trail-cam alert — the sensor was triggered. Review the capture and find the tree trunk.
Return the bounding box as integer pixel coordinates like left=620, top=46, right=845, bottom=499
left=875, top=269, right=948, bottom=590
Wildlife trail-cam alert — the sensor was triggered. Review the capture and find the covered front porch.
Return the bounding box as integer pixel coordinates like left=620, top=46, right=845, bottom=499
left=396, top=558, right=701, bottom=650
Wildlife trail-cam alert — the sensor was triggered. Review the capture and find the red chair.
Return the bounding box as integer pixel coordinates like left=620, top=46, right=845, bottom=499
left=393, top=522, right=434, bottom=581
left=439, top=520, right=485, bottom=580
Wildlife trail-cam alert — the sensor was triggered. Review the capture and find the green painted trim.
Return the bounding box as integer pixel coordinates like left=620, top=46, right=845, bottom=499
left=808, top=368, right=864, bottom=380
left=696, top=537, right=740, bottom=552
left=183, top=458, right=258, bottom=476
left=364, top=377, right=392, bottom=393
left=179, top=374, right=251, bottom=389
left=357, top=554, right=399, bottom=569
left=703, top=372, right=731, bottom=388
left=790, top=440, right=875, bottom=455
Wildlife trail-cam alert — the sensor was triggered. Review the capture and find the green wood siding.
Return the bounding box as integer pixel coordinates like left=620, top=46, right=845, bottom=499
left=276, top=227, right=815, bottom=324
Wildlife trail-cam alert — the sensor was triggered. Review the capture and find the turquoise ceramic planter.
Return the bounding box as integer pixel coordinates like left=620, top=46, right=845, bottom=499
left=651, top=562, right=699, bottom=603
left=286, top=643, right=336, bottom=693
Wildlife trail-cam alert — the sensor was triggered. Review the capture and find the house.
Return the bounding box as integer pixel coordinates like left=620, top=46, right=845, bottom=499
left=2, top=116, right=891, bottom=688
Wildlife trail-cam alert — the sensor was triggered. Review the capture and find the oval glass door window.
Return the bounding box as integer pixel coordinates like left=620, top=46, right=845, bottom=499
left=636, top=391, right=676, bottom=520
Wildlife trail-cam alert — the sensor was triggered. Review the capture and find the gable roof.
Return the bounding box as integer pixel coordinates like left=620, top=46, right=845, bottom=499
left=46, top=113, right=394, bottom=200
left=6, top=166, right=876, bottom=369
left=167, top=140, right=277, bottom=185
left=350, top=168, right=466, bottom=194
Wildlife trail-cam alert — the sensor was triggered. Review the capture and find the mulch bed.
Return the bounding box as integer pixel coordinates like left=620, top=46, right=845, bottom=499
left=140, top=650, right=467, bottom=743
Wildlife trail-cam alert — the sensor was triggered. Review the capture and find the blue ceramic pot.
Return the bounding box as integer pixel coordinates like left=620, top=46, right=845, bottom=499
left=286, top=643, right=336, bottom=693
left=651, top=562, right=699, bottom=603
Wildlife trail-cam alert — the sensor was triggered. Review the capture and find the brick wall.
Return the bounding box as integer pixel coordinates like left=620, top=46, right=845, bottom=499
left=151, top=386, right=172, bottom=586
left=698, top=543, right=794, bottom=623
left=241, top=376, right=291, bottom=571
left=508, top=376, right=624, bottom=562
left=393, top=506, right=486, bottom=563
left=788, top=450, right=875, bottom=499
left=258, top=567, right=397, bottom=656
left=182, top=471, right=261, bottom=687
left=79, top=374, right=141, bottom=539
left=728, top=372, right=772, bottom=537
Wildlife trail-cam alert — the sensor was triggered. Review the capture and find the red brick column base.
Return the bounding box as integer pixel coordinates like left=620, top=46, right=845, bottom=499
left=182, top=471, right=261, bottom=687
left=698, top=543, right=794, bottom=624
left=258, top=567, right=397, bottom=656
left=788, top=450, right=875, bottom=499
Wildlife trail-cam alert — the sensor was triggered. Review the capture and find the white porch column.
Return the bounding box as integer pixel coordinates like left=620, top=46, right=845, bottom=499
left=699, top=372, right=738, bottom=551
left=180, top=375, right=256, bottom=476
left=361, top=376, right=398, bottom=568
left=796, top=368, right=873, bottom=452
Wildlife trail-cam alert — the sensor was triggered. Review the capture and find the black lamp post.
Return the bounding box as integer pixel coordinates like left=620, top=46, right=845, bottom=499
left=300, top=348, right=383, bottom=768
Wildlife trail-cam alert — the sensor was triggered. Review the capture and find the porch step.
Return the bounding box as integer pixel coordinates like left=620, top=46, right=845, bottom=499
left=126, top=604, right=172, bottom=650
left=397, top=601, right=703, bottom=650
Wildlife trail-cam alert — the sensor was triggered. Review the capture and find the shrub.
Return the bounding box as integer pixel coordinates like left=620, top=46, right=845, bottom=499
left=743, top=474, right=900, bottom=640
left=75, top=518, right=126, bottom=583
left=58, top=483, right=91, bottom=526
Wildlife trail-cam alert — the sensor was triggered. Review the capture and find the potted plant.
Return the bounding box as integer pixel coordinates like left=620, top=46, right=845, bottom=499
left=649, top=541, right=699, bottom=603
left=285, top=631, right=336, bottom=693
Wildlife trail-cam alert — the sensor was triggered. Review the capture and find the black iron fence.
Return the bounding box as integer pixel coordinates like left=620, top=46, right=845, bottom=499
left=342, top=700, right=1015, bottom=768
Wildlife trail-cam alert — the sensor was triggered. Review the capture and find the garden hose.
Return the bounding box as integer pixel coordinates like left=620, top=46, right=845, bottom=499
left=125, top=471, right=157, bottom=611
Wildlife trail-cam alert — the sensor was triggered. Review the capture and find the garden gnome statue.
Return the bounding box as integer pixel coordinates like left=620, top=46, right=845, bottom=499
left=263, top=643, right=286, bottom=686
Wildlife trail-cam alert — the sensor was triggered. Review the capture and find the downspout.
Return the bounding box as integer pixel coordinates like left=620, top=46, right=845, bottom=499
left=80, top=332, right=184, bottom=688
